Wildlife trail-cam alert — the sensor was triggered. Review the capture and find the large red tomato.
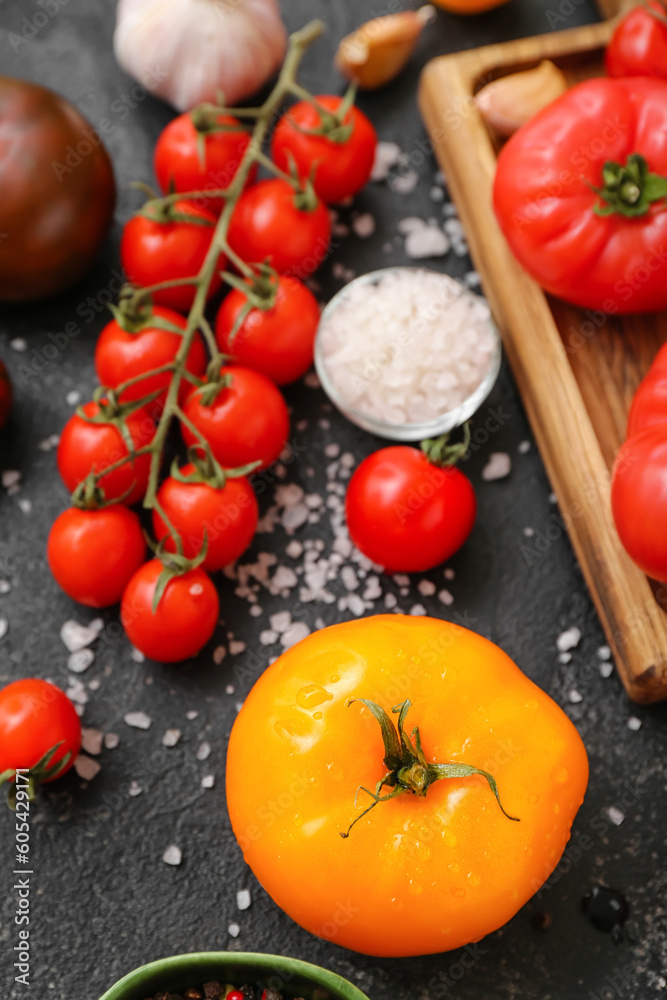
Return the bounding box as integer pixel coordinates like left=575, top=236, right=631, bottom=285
left=227, top=179, right=331, bottom=279
left=271, top=95, right=377, bottom=204
left=0, top=77, right=115, bottom=301
left=215, top=274, right=320, bottom=385
left=57, top=401, right=154, bottom=505
left=494, top=78, right=667, bottom=314
left=181, top=366, right=289, bottom=471
left=606, top=1, right=667, bottom=80
left=154, top=111, right=255, bottom=213
left=120, top=199, right=225, bottom=313
left=94, top=306, right=207, bottom=406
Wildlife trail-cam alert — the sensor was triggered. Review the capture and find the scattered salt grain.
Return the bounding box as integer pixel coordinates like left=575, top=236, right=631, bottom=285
left=249, top=604, right=263, bottom=618
left=390, top=168, right=419, bottom=194
left=557, top=627, right=581, bottom=653
left=0, top=580, right=10, bottom=594
left=393, top=574, right=410, bottom=586
left=131, top=647, right=145, bottom=663
left=0, top=618, right=8, bottom=640
left=444, top=568, right=455, bottom=580
left=186, top=710, right=199, bottom=720
left=17, top=498, right=32, bottom=514
left=162, top=729, right=181, bottom=747
left=124, top=711, right=152, bottom=730
left=260, top=629, right=279, bottom=646
left=371, top=141, right=402, bottom=181
left=68, top=649, right=95, bottom=674
left=104, top=733, right=120, bottom=750
left=558, top=652, right=572, bottom=664
left=226, top=685, right=235, bottom=695
left=229, top=640, right=246, bottom=655
left=197, top=741, right=212, bottom=761
left=418, top=580, right=436, bottom=597
left=9, top=337, right=27, bottom=351
left=163, top=845, right=182, bottom=866
left=129, top=781, right=143, bottom=796
left=627, top=716, right=642, bottom=731
left=228, top=923, right=241, bottom=938
left=384, top=593, right=398, bottom=609
left=597, top=645, right=612, bottom=660
left=201, top=774, right=215, bottom=789
left=66, top=390, right=81, bottom=406
left=347, top=594, right=366, bottom=616
left=61, top=618, right=103, bottom=652
left=341, top=566, right=359, bottom=591
left=523, top=527, right=534, bottom=537
left=397, top=217, right=426, bottom=234
left=2, top=470, right=20, bottom=489
left=74, top=755, right=101, bottom=780
left=286, top=540, right=303, bottom=558
left=606, top=806, right=625, bottom=827
left=281, top=621, right=310, bottom=648
left=438, top=589, right=454, bottom=606
left=81, top=729, right=103, bottom=755
left=410, top=604, right=427, bottom=616
left=270, top=611, right=292, bottom=633
left=303, top=372, right=320, bottom=388
left=405, top=224, right=450, bottom=260
left=518, top=440, right=531, bottom=454
left=237, top=889, right=252, bottom=910
left=600, top=661, right=614, bottom=679
left=568, top=689, right=583, bottom=704
left=353, top=213, right=375, bottom=238
left=325, top=443, right=341, bottom=458
left=482, top=452, right=511, bottom=481
left=429, top=186, right=445, bottom=201
left=213, top=645, right=226, bottom=665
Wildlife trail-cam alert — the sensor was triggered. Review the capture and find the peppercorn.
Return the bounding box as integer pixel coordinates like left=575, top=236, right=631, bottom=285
left=203, top=983, right=223, bottom=1000
left=184, top=990, right=204, bottom=999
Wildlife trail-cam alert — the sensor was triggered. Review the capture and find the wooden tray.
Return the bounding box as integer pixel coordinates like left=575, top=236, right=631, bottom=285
left=419, top=16, right=667, bottom=703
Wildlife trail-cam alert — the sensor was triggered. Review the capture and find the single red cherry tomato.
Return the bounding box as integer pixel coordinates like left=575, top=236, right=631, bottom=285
left=181, top=366, right=289, bottom=471
left=215, top=274, right=320, bottom=385
left=121, top=560, right=219, bottom=663
left=120, top=199, right=225, bottom=313
left=154, top=111, right=256, bottom=214
left=612, top=427, right=667, bottom=582
left=0, top=679, right=81, bottom=785
left=57, top=401, right=154, bottom=505
left=346, top=447, right=476, bottom=573
left=152, top=466, right=258, bottom=572
left=627, top=342, right=667, bottom=438
left=0, top=358, right=12, bottom=428
left=95, top=306, right=207, bottom=407
left=227, top=179, right=331, bottom=279
left=272, top=95, right=377, bottom=204
left=48, top=505, right=146, bottom=607
left=606, top=0, right=667, bottom=80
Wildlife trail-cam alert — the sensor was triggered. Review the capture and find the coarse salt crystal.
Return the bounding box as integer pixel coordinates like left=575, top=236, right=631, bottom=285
left=237, top=889, right=251, bottom=910
left=482, top=453, right=511, bottom=481
left=318, top=269, right=496, bottom=426
left=557, top=627, right=581, bottom=653
left=124, top=711, right=152, bottom=730
left=163, top=845, right=182, bottom=866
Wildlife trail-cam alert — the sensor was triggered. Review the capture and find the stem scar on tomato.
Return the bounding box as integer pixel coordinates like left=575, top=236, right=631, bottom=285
left=341, top=698, right=519, bottom=838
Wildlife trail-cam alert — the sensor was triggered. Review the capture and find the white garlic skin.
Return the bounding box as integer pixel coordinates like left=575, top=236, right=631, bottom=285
left=113, top=0, right=288, bottom=112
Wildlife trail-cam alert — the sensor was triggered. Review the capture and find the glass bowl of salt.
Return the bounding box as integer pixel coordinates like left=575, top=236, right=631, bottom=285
left=314, top=266, right=502, bottom=441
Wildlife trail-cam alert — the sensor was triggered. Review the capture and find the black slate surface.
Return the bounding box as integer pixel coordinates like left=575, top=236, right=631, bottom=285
left=1, top=2, right=666, bottom=999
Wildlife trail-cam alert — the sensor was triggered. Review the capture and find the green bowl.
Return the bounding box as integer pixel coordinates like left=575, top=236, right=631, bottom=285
left=99, top=952, right=371, bottom=1000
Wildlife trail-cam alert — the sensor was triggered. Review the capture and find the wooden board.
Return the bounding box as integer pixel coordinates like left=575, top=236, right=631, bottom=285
left=418, top=19, right=667, bottom=703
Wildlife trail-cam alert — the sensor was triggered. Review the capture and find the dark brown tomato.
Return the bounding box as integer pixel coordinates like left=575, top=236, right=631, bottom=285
left=0, top=76, right=116, bottom=301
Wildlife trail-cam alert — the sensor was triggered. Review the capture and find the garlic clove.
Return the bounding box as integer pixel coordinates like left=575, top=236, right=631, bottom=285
left=335, top=5, right=436, bottom=90
left=475, top=60, right=569, bottom=137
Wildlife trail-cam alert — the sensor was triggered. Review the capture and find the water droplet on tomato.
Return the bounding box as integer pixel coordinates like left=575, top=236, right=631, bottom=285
left=296, top=683, right=334, bottom=709
left=330, top=674, right=340, bottom=683
left=581, top=885, right=629, bottom=939
left=528, top=791, right=540, bottom=804
left=313, top=711, right=323, bottom=720
left=552, top=765, right=569, bottom=784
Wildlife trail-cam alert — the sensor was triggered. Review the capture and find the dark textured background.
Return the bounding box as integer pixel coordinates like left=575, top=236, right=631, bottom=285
left=1, top=1, right=666, bottom=998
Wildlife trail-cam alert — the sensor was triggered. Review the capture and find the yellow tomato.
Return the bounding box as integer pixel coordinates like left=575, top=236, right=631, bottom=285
left=226, top=615, right=588, bottom=957
left=433, top=0, right=510, bottom=12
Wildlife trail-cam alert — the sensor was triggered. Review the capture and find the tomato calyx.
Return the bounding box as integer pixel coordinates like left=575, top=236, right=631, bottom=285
left=0, top=741, right=72, bottom=810
left=340, top=698, right=519, bottom=839
left=289, top=84, right=357, bottom=144
left=148, top=532, right=209, bottom=612
left=171, top=443, right=259, bottom=489
left=592, top=154, right=667, bottom=218
left=71, top=473, right=135, bottom=511
left=109, top=286, right=188, bottom=338
left=139, top=195, right=216, bottom=227
left=644, top=0, right=667, bottom=27
left=421, top=422, right=471, bottom=467
left=193, top=369, right=235, bottom=407
left=222, top=264, right=281, bottom=344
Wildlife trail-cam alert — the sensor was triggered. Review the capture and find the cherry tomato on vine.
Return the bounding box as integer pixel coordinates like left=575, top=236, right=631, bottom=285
left=272, top=95, right=377, bottom=204
left=154, top=111, right=256, bottom=214
left=94, top=306, right=207, bottom=407
left=606, top=0, right=667, bottom=80
left=215, top=274, right=320, bottom=385
left=612, top=428, right=667, bottom=582
left=120, top=199, right=225, bottom=313
left=181, top=366, right=289, bottom=471
left=227, top=179, right=331, bottom=278
left=121, top=560, right=219, bottom=663
left=48, top=505, right=146, bottom=608
left=152, top=466, right=258, bottom=572
left=57, top=401, right=155, bottom=505
left=0, top=679, right=81, bottom=788
left=346, top=446, right=476, bottom=573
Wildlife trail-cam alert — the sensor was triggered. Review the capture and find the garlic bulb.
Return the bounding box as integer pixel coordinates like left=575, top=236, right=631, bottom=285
left=475, top=61, right=568, bottom=137
left=113, top=0, right=288, bottom=112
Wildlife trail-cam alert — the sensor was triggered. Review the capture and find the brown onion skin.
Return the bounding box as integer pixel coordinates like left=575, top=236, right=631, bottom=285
left=0, top=76, right=116, bottom=302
